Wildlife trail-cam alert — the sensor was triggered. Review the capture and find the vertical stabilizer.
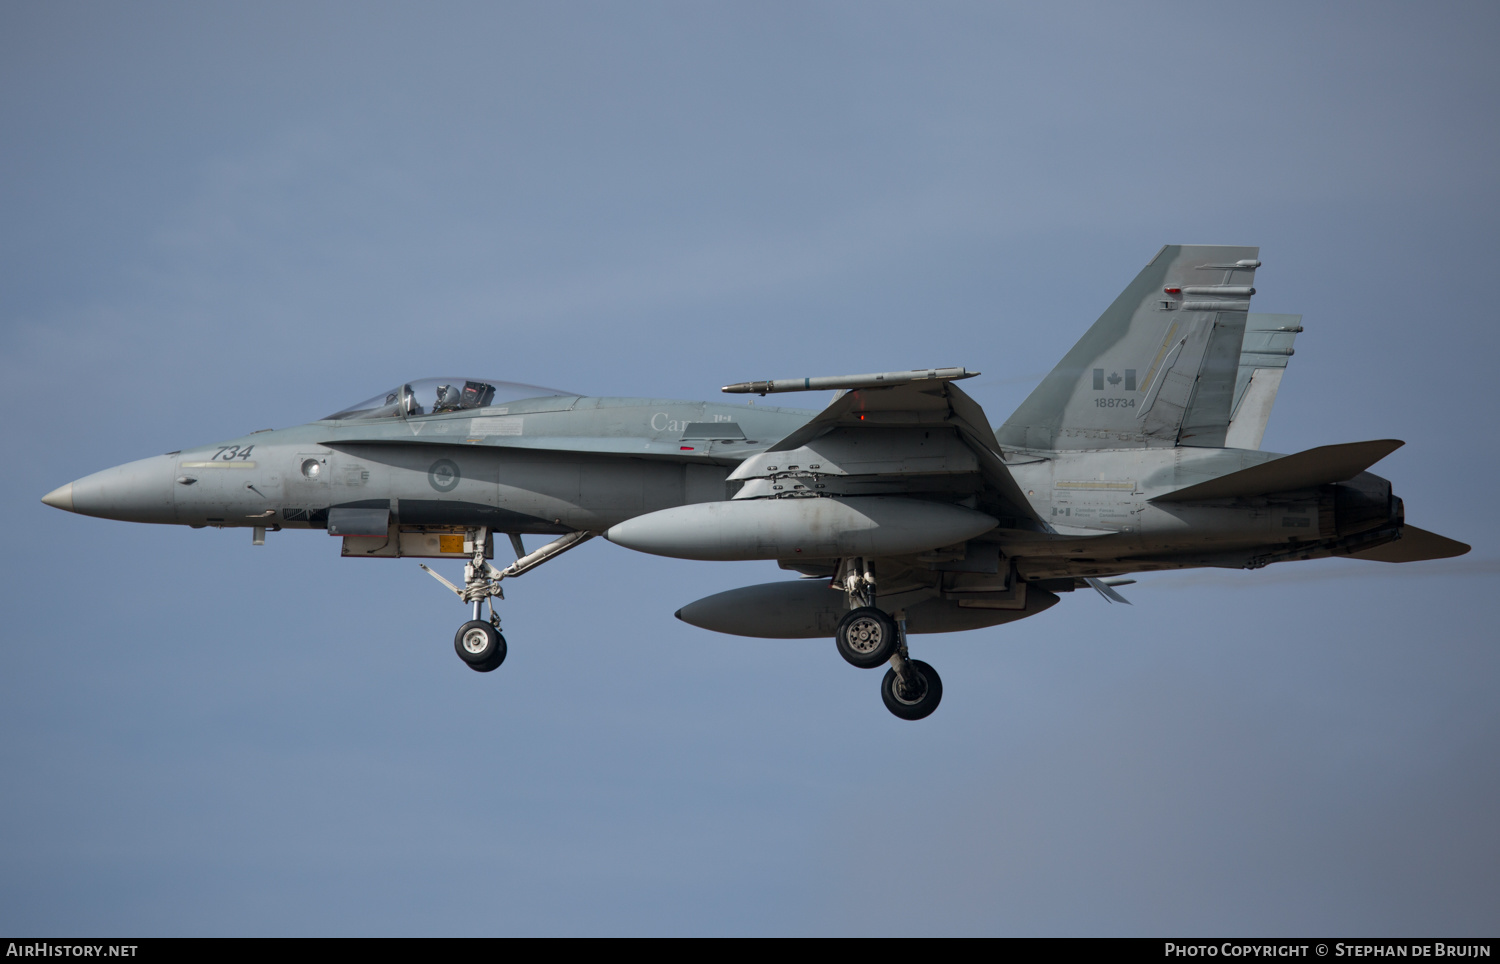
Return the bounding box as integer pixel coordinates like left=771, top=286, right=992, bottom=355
left=1223, top=314, right=1302, bottom=450
left=997, top=245, right=1259, bottom=451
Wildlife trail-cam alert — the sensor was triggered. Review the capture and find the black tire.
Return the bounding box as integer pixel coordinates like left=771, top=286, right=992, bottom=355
left=454, top=620, right=506, bottom=667
left=466, top=647, right=506, bottom=673
left=881, top=659, right=943, bottom=721
left=835, top=607, right=899, bottom=668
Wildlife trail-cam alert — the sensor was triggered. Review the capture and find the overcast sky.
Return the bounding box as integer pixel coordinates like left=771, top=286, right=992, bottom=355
left=2, top=1, right=1497, bottom=936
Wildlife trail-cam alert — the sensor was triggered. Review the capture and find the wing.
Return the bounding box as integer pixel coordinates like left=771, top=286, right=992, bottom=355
left=727, top=378, right=1040, bottom=527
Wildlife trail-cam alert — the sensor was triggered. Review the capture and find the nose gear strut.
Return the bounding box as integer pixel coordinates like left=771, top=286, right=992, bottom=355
left=419, top=527, right=594, bottom=672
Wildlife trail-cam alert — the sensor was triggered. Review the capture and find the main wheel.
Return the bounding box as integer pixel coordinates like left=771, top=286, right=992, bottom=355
left=835, top=607, right=899, bottom=668
left=881, top=659, right=943, bottom=721
left=454, top=620, right=507, bottom=668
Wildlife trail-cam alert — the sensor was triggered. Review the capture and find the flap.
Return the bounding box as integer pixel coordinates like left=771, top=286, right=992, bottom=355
left=1151, top=439, right=1404, bottom=502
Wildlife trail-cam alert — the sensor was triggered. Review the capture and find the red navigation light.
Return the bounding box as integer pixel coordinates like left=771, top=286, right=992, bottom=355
left=1164, top=286, right=1181, bottom=294
left=680, top=446, right=694, bottom=451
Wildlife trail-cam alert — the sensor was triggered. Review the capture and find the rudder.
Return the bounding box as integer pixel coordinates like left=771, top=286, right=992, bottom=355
left=1223, top=313, right=1302, bottom=450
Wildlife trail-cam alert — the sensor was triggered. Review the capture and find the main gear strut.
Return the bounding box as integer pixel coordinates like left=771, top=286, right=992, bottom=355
left=829, top=557, right=944, bottom=719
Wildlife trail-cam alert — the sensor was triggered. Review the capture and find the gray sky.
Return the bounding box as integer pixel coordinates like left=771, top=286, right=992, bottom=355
left=2, top=1, right=1497, bottom=936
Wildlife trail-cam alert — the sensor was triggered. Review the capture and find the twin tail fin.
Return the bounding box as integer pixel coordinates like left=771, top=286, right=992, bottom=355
left=998, top=244, right=1262, bottom=451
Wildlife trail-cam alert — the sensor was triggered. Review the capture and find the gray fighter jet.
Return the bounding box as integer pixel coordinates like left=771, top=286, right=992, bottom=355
left=42, top=245, right=1468, bottom=720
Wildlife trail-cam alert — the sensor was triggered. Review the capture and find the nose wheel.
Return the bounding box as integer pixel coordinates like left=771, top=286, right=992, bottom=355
left=455, top=620, right=507, bottom=673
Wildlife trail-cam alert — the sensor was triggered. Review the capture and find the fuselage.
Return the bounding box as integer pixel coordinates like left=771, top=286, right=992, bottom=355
left=44, top=395, right=813, bottom=534
left=42, top=391, right=1404, bottom=582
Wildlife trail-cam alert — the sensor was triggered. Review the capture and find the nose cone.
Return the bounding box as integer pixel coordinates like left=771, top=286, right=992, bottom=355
left=46, top=455, right=177, bottom=524
left=41, top=483, right=75, bottom=512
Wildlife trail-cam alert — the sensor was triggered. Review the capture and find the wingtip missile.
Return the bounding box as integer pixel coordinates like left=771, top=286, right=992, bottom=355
left=721, top=367, right=979, bottom=395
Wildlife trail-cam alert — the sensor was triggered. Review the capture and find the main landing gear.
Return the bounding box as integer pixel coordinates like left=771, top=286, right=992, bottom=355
left=421, top=527, right=592, bottom=675
left=833, top=558, right=943, bottom=721
left=880, top=658, right=942, bottom=721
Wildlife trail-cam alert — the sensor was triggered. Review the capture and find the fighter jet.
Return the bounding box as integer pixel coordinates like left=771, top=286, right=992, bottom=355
left=42, top=245, right=1468, bottom=720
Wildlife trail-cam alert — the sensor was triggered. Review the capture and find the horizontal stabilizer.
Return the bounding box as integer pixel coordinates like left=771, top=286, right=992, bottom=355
left=1151, top=439, right=1404, bottom=502
left=1347, top=526, right=1470, bottom=563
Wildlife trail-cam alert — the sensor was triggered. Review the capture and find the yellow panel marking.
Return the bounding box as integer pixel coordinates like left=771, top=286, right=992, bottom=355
left=1139, top=322, right=1179, bottom=393
left=1055, top=480, right=1136, bottom=490
left=439, top=534, right=465, bottom=553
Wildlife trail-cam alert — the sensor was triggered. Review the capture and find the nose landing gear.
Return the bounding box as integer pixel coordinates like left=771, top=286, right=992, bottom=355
left=421, top=527, right=592, bottom=675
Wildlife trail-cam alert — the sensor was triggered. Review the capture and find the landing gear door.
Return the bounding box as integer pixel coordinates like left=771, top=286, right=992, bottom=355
left=341, top=526, right=495, bottom=560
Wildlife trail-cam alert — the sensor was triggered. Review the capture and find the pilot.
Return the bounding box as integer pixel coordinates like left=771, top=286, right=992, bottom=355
left=434, top=383, right=463, bottom=413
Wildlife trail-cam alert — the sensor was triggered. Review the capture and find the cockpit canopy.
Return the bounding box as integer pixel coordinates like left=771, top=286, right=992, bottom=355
left=324, top=377, right=575, bottom=420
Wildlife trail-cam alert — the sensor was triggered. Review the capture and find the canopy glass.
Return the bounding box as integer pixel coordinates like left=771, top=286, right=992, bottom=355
left=324, top=378, right=575, bottom=420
